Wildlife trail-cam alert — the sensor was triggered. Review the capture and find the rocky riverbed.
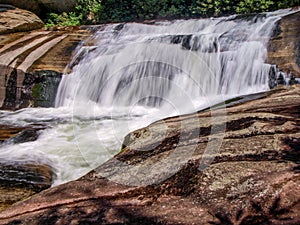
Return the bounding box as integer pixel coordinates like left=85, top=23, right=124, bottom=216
left=0, top=84, right=299, bottom=224
left=0, top=5, right=299, bottom=225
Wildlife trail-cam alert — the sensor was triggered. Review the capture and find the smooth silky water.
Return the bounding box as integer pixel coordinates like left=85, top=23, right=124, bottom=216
left=0, top=9, right=295, bottom=185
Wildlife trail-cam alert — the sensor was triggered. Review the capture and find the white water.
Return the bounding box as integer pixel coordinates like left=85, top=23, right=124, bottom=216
left=0, top=9, right=295, bottom=185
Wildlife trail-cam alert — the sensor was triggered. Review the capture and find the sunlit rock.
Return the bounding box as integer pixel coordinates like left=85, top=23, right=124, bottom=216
left=0, top=6, right=43, bottom=35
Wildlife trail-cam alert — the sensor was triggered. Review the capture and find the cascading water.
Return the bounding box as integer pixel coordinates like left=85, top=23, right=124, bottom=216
left=0, top=9, right=295, bottom=185
left=56, top=13, right=276, bottom=111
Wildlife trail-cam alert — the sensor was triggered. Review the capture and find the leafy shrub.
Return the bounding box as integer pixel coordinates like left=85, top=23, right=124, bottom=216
left=236, top=0, right=274, bottom=14
left=45, top=0, right=103, bottom=27
left=45, top=0, right=300, bottom=26
left=45, top=12, right=82, bottom=27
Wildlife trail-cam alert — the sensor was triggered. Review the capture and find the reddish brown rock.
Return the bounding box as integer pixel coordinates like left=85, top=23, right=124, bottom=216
left=0, top=162, right=54, bottom=212
left=0, top=85, right=298, bottom=224
left=0, top=125, right=44, bottom=144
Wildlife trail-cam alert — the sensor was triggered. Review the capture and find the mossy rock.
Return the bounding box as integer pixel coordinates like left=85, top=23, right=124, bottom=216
left=31, top=71, right=62, bottom=107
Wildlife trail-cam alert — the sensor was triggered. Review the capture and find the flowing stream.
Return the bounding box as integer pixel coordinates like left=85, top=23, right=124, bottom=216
left=0, top=9, right=294, bottom=185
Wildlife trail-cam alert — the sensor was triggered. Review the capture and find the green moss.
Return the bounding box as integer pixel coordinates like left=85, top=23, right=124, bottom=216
left=32, top=83, right=43, bottom=101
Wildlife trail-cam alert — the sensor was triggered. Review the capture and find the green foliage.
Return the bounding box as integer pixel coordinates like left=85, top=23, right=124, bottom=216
left=45, top=0, right=300, bottom=26
left=100, top=0, right=136, bottom=22
left=45, top=0, right=103, bottom=27
left=276, top=0, right=300, bottom=9
left=130, top=0, right=191, bottom=20
left=45, top=12, right=82, bottom=27
left=75, top=0, right=103, bottom=23
left=189, top=0, right=274, bottom=17
left=236, top=0, right=274, bottom=14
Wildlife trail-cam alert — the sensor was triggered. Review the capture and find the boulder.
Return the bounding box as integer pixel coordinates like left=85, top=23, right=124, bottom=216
left=0, top=85, right=298, bottom=224
left=3, top=129, right=39, bottom=144
left=0, top=126, right=26, bottom=143
left=0, top=6, right=44, bottom=35
left=0, top=125, right=43, bottom=143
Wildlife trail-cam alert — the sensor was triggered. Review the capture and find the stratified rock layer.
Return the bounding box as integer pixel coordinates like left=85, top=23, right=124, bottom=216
left=0, top=23, right=93, bottom=109
left=0, top=85, right=298, bottom=224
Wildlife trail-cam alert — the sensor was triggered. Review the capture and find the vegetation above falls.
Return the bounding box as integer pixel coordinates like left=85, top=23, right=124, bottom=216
left=45, top=0, right=300, bottom=27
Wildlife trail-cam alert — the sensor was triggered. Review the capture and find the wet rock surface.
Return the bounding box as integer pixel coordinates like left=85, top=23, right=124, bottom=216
left=0, top=85, right=298, bottom=224
left=0, top=162, right=53, bottom=212
left=0, top=124, right=51, bottom=213
left=268, top=11, right=300, bottom=77
left=0, top=125, right=43, bottom=144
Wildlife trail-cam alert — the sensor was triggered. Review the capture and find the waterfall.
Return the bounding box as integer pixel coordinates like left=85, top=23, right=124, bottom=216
left=55, top=11, right=283, bottom=115
left=1, top=10, right=296, bottom=186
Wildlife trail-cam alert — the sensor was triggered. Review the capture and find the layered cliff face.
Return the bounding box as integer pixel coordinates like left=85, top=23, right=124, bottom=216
left=0, top=7, right=93, bottom=109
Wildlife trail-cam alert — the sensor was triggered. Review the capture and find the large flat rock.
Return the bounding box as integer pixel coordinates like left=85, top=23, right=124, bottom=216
left=0, top=85, right=298, bottom=224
